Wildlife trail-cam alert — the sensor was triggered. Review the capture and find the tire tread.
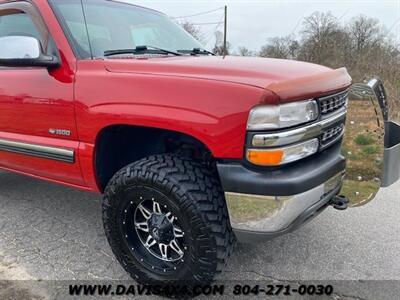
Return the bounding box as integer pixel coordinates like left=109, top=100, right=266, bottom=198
left=103, top=154, right=235, bottom=284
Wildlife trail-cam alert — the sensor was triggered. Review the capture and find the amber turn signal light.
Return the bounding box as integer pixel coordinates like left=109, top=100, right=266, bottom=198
left=246, top=139, right=319, bottom=166
left=247, top=149, right=284, bottom=166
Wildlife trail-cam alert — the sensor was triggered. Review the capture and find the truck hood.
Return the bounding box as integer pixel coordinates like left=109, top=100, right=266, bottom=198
left=104, top=56, right=352, bottom=102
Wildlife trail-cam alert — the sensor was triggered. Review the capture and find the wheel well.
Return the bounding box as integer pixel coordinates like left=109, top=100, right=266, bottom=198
left=95, top=125, right=214, bottom=191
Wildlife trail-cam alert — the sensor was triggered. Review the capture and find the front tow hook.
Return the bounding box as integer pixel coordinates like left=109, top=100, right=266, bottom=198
left=330, top=195, right=349, bottom=210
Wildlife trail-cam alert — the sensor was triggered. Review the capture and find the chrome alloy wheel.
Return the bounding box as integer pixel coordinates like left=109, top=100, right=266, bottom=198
left=121, top=188, right=189, bottom=274
left=129, top=197, right=186, bottom=263
left=134, top=199, right=185, bottom=262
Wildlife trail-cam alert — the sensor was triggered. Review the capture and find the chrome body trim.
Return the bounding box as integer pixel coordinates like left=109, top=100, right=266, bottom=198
left=246, top=138, right=319, bottom=166
left=224, top=172, right=344, bottom=237
left=0, top=138, right=74, bottom=163
left=252, top=108, right=347, bottom=147
left=319, top=90, right=348, bottom=115
left=318, top=89, right=349, bottom=101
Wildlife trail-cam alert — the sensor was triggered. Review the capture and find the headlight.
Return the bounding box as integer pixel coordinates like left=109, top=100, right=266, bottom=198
left=247, top=100, right=319, bottom=130
left=246, top=139, right=319, bottom=166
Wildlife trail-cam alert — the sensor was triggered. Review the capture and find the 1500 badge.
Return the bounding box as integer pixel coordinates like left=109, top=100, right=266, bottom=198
left=49, top=129, right=71, bottom=136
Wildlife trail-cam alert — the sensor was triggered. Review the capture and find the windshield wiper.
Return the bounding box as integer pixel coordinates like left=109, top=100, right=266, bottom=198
left=177, top=48, right=215, bottom=56
left=104, top=46, right=182, bottom=57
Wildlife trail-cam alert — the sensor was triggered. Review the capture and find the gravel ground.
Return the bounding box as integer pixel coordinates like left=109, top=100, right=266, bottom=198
left=0, top=170, right=399, bottom=299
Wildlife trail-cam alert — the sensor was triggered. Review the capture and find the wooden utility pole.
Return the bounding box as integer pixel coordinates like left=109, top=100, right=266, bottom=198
left=223, top=5, right=227, bottom=56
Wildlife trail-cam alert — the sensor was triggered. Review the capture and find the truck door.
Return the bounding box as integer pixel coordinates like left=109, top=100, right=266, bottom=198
left=0, top=1, right=84, bottom=186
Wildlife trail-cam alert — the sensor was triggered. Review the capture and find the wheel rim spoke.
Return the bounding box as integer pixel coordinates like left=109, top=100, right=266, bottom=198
left=173, top=226, right=184, bottom=238
left=131, top=198, right=186, bottom=263
left=144, top=235, right=157, bottom=248
left=165, top=212, right=175, bottom=223
left=138, top=204, right=152, bottom=220
left=135, top=222, right=149, bottom=232
left=170, top=239, right=184, bottom=257
left=159, top=243, right=169, bottom=259
left=153, top=201, right=162, bottom=214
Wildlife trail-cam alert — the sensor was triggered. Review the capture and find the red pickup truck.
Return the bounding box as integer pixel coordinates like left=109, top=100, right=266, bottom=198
left=0, top=0, right=399, bottom=286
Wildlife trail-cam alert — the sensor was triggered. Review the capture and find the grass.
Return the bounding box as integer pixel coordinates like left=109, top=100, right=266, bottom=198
left=343, top=99, right=384, bottom=180
left=341, top=145, right=359, bottom=160
left=340, top=179, right=380, bottom=207
left=340, top=99, right=385, bottom=206
left=355, top=134, right=374, bottom=145
left=362, top=145, right=381, bottom=155
left=226, top=194, right=287, bottom=222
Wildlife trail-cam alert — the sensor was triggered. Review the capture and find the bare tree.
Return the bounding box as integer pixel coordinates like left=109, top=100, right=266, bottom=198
left=179, top=20, right=205, bottom=44
left=259, top=36, right=299, bottom=59
left=213, top=31, right=231, bottom=55
left=237, top=46, right=255, bottom=56
left=347, top=15, right=383, bottom=54
left=341, top=15, right=387, bottom=79
left=298, top=11, right=344, bottom=65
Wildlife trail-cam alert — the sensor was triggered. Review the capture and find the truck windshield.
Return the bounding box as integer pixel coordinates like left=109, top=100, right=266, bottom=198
left=50, top=0, right=203, bottom=59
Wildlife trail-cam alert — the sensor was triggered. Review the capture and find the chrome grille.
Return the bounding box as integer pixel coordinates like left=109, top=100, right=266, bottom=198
left=319, top=91, right=348, bottom=115
left=321, top=123, right=345, bottom=148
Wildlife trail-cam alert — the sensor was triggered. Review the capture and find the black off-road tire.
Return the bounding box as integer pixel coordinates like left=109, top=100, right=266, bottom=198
left=102, top=154, right=236, bottom=286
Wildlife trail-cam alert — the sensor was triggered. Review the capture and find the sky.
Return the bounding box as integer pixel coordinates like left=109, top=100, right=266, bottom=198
left=129, top=0, right=400, bottom=52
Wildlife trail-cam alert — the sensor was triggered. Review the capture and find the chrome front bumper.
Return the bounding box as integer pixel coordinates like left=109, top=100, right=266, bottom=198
left=224, top=172, right=344, bottom=243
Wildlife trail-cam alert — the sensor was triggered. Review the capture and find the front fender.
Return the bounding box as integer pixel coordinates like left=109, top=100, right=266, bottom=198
left=74, top=70, right=271, bottom=158
left=77, top=100, right=252, bottom=159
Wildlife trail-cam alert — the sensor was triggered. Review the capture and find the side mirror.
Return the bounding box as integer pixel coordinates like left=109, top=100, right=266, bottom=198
left=0, top=36, right=59, bottom=68
left=365, top=78, right=400, bottom=187
left=341, top=78, right=400, bottom=206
